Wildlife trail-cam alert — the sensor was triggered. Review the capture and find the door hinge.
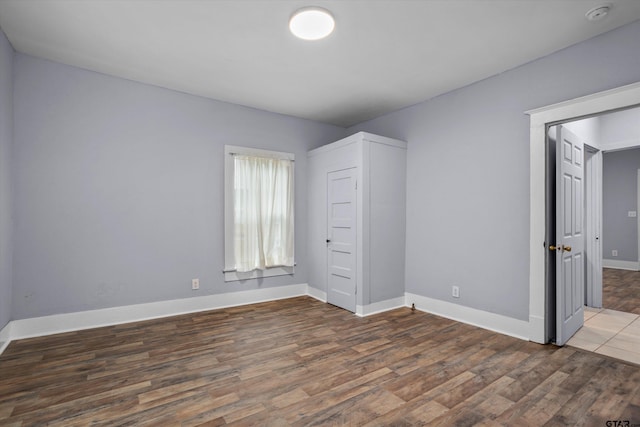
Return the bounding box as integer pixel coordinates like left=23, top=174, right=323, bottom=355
left=355, top=285, right=357, bottom=295
left=355, top=180, right=357, bottom=190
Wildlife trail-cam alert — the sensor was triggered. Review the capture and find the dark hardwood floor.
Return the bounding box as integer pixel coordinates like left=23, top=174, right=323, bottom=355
left=603, top=268, right=640, bottom=315
left=1, top=296, right=639, bottom=426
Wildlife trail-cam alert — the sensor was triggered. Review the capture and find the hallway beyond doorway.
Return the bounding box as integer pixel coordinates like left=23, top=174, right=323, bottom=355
left=568, top=307, right=640, bottom=365
left=603, top=268, right=640, bottom=315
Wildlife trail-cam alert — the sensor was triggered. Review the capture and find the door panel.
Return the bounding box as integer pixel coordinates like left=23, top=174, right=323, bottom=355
left=555, top=126, right=585, bottom=345
left=327, top=168, right=357, bottom=312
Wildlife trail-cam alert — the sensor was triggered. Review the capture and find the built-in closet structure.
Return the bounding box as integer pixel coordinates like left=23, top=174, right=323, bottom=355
left=307, top=132, right=407, bottom=315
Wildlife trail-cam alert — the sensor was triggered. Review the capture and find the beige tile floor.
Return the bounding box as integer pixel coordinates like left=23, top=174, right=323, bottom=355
left=567, top=306, right=640, bottom=365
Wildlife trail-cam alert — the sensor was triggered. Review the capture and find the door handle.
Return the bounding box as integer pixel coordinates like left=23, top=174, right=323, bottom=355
left=326, top=239, right=331, bottom=243
left=549, top=244, right=572, bottom=252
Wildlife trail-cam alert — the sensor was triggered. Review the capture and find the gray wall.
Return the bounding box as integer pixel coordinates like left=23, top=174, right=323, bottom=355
left=12, top=54, right=345, bottom=320
left=8, top=19, right=640, bottom=325
left=0, top=30, right=13, bottom=329
left=600, top=108, right=640, bottom=147
left=564, top=116, right=600, bottom=148
left=348, top=21, right=640, bottom=321
left=603, top=148, right=640, bottom=263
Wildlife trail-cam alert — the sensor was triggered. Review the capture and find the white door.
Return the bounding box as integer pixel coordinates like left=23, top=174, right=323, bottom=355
left=555, top=126, right=585, bottom=345
left=327, top=168, right=357, bottom=312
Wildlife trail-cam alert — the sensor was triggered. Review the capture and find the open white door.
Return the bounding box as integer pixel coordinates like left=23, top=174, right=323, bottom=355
left=555, top=126, right=585, bottom=345
left=327, top=168, right=357, bottom=312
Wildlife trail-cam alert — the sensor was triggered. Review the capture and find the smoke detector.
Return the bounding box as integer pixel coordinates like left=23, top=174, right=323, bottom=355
left=585, top=5, right=611, bottom=21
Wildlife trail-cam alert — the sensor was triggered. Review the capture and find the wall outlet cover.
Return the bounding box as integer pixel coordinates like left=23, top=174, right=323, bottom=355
left=192, top=278, right=200, bottom=290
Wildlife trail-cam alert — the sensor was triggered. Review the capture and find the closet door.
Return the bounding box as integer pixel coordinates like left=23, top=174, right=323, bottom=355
left=326, top=167, right=357, bottom=312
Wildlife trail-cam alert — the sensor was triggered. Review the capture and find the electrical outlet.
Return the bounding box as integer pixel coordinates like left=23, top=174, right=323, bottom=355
left=629, top=211, right=637, bottom=218
left=612, top=250, right=618, bottom=257
left=192, top=278, right=200, bottom=290
left=452, top=286, right=460, bottom=298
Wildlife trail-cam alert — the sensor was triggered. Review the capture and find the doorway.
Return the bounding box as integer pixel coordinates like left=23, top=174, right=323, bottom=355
left=527, top=80, right=640, bottom=345
left=573, top=113, right=640, bottom=315
left=599, top=150, right=640, bottom=315
left=544, top=106, right=640, bottom=357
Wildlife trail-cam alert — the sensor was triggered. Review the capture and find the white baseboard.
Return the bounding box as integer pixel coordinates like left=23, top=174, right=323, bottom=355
left=405, top=292, right=529, bottom=341
left=0, top=286, right=532, bottom=358
left=602, top=259, right=639, bottom=270
left=0, top=321, right=11, bottom=355
left=306, top=285, right=327, bottom=302
left=356, top=296, right=406, bottom=317
left=3, top=284, right=310, bottom=350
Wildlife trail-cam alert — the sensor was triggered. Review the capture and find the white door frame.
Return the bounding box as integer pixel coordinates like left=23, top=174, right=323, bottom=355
left=584, top=147, right=602, bottom=308
left=527, top=81, right=640, bottom=344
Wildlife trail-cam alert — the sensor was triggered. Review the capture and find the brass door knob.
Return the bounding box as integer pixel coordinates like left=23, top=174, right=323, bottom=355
left=563, top=245, right=572, bottom=252
left=549, top=245, right=558, bottom=251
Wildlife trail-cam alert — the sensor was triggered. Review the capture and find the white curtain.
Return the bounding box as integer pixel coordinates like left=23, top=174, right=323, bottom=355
left=233, top=155, right=294, bottom=272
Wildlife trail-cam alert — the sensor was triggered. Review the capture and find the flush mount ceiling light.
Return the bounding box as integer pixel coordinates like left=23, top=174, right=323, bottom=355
left=289, top=7, right=335, bottom=40
left=585, top=5, right=611, bottom=21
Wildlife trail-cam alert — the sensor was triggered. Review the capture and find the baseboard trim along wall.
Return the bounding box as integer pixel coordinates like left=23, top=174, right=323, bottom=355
left=0, top=286, right=532, bottom=357
left=356, top=296, right=406, bottom=317
left=0, top=322, right=11, bottom=355
left=3, top=284, right=309, bottom=349
left=306, top=286, right=327, bottom=303
left=602, top=259, right=640, bottom=271
left=405, top=292, right=530, bottom=341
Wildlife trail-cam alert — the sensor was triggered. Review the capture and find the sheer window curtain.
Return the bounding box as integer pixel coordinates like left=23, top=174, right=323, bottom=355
left=233, top=155, right=294, bottom=273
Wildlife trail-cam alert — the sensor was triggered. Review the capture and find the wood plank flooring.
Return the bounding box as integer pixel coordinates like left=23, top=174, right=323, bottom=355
left=603, top=268, right=640, bottom=315
left=1, top=296, right=640, bottom=426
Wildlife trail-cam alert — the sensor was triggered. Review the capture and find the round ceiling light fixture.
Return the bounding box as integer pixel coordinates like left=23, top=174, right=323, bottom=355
left=585, top=5, right=611, bottom=21
left=289, top=7, right=335, bottom=40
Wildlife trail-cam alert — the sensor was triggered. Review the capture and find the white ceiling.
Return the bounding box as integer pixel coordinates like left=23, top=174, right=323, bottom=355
left=1, top=1, right=639, bottom=127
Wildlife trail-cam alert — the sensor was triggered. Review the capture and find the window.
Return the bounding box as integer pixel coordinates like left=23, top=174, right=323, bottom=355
left=224, top=145, right=295, bottom=282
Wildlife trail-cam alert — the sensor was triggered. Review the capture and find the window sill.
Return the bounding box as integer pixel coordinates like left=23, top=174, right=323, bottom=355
left=224, top=266, right=295, bottom=282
